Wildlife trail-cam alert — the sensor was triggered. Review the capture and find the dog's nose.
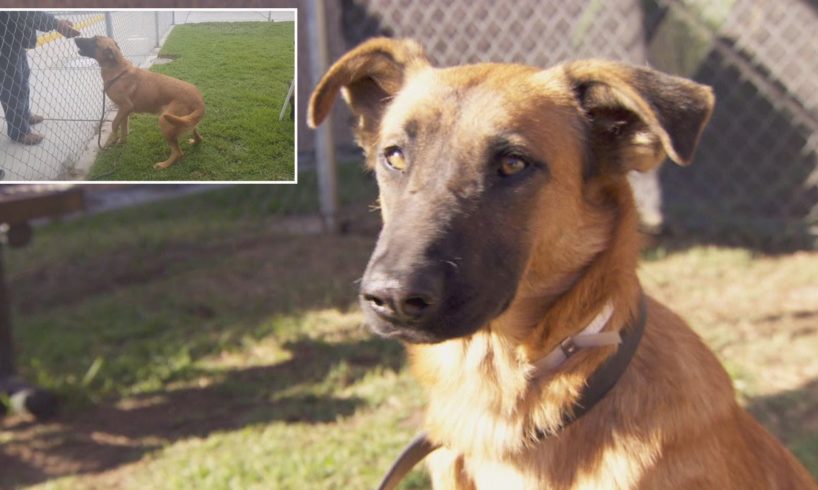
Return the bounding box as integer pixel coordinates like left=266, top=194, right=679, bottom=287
left=361, top=275, right=440, bottom=323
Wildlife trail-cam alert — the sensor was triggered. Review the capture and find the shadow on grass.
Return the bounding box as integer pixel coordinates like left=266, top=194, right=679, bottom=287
left=0, top=335, right=405, bottom=488
left=0, top=178, right=390, bottom=487
left=747, top=378, right=818, bottom=478
left=0, top=452, right=48, bottom=489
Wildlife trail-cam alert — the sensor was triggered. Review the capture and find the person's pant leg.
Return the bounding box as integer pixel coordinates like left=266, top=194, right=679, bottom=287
left=0, top=48, right=31, bottom=140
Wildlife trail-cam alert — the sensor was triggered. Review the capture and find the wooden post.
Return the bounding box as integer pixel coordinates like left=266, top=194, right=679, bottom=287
left=0, top=244, right=15, bottom=378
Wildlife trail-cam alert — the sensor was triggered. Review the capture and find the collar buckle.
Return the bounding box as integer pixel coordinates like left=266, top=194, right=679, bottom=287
left=559, top=337, right=579, bottom=358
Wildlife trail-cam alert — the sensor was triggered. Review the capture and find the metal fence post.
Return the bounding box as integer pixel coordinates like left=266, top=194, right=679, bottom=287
left=155, top=12, right=160, bottom=48
left=307, top=0, right=339, bottom=233
left=105, top=12, right=113, bottom=37
left=172, top=11, right=176, bottom=25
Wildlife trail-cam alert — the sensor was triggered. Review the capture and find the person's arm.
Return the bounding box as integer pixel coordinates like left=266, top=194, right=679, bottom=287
left=27, top=12, right=80, bottom=37
left=28, top=12, right=59, bottom=32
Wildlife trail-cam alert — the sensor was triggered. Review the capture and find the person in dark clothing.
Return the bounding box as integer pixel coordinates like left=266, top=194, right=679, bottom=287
left=0, top=12, right=79, bottom=145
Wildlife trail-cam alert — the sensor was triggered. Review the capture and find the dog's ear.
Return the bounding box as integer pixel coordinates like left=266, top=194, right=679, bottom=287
left=565, top=60, right=714, bottom=173
left=103, top=46, right=117, bottom=63
left=307, top=38, right=429, bottom=146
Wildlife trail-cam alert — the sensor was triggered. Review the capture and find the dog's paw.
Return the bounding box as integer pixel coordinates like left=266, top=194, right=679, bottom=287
left=154, top=161, right=171, bottom=169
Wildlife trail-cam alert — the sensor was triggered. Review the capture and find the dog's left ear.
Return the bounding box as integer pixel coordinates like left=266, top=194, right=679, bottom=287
left=565, top=60, right=715, bottom=173
left=308, top=38, right=430, bottom=149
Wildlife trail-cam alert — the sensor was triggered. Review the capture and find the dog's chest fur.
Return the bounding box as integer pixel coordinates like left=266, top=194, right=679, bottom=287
left=411, top=305, right=747, bottom=489
left=412, top=331, right=663, bottom=489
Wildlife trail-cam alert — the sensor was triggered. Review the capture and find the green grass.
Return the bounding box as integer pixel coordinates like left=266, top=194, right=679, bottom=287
left=7, top=165, right=375, bottom=405
left=1, top=175, right=816, bottom=488
left=87, top=22, right=295, bottom=181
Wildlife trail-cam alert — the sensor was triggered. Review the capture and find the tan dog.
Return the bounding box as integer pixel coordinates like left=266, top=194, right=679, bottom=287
left=309, top=38, right=817, bottom=489
left=75, top=36, right=205, bottom=169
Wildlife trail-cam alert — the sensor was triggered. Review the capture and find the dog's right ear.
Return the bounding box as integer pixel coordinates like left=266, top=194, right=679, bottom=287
left=307, top=38, right=429, bottom=145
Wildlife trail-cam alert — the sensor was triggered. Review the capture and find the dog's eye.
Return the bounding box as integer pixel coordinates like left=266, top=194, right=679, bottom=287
left=384, top=146, right=407, bottom=172
left=498, top=155, right=528, bottom=177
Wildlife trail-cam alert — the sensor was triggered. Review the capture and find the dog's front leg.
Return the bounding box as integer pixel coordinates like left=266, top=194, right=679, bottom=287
left=427, top=447, right=475, bottom=490
left=103, top=110, right=121, bottom=148
left=118, top=114, right=129, bottom=145
left=104, top=101, right=133, bottom=148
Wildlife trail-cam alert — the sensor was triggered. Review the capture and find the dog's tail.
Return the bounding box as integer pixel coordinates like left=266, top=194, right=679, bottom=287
left=162, top=106, right=205, bottom=127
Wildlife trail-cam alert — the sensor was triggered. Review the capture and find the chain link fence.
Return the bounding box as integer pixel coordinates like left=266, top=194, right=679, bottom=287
left=301, top=0, right=818, bottom=250
left=0, top=11, right=174, bottom=181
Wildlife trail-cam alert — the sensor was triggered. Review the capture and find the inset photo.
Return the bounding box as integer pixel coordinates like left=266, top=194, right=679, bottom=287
left=0, top=9, right=296, bottom=182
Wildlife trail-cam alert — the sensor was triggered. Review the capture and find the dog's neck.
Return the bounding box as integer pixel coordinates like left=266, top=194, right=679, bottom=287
left=520, top=178, right=642, bottom=358
left=489, top=177, right=642, bottom=355
left=100, top=55, right=132, bottom=80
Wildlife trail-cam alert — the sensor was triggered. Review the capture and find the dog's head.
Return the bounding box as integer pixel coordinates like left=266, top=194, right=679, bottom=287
left=74, top=36, right=122, bottom=67
left=309, top=38, right=714, bottom=344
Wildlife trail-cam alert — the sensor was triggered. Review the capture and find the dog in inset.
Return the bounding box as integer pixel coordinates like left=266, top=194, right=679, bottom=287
left=309, top=38, right=817, bottom=489
left=75, top=36, right=205, bottom=169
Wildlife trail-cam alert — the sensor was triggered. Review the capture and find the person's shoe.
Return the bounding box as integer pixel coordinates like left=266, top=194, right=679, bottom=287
left=29, top=114, right=44, bottom=125
left=12, top=132, right=45, bottom=145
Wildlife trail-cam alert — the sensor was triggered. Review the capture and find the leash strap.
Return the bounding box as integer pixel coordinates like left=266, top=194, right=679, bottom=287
left=376, top=432, right=440, bottom=490
left=97, top=88, right=106, bottom=150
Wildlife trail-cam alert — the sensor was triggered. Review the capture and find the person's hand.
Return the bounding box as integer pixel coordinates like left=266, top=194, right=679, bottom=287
left=55, top=19, right=80, bottom=38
